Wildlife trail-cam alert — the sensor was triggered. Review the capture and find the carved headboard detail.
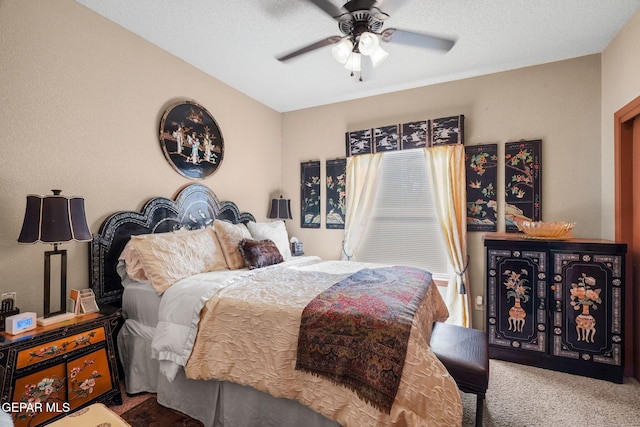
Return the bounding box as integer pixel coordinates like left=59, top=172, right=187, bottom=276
left=90, top=184, right=255, bottom=307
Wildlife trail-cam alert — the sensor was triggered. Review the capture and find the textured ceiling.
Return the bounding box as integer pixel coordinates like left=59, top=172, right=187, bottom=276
left=75, top=0, right=640, bottom=112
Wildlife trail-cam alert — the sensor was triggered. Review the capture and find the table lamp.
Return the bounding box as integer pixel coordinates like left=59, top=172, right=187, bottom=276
left=18, top=190, right=92, bottom=325
left=268, top=195, right=292, bottom=221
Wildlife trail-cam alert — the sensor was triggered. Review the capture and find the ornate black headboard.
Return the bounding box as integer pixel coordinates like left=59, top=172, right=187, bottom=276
left=90, top=184, right=255, bottom=307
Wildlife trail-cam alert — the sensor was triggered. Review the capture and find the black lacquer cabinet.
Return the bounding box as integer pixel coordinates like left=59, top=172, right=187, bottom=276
left=484, top=233, right=626, bottom=383
left=0, top=309, right=122, bottom=426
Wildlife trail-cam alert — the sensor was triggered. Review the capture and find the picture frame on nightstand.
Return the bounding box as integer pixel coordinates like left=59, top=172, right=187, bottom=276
left=68, top=289, right=81, bottom=315
left=79, top=289, right=99, bottom=314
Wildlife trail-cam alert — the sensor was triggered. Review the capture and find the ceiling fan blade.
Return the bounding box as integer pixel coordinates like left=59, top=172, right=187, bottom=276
left=277, top=36, right=342, bottom=62
left=370, top=0, right=410, bottom=19
left=306, top=0, right=348, bottom=19
left=381, top=28, right=456, bottom=52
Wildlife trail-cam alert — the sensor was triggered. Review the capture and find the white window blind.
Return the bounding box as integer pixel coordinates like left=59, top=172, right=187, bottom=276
left=356, top=150, right=451, bottom=278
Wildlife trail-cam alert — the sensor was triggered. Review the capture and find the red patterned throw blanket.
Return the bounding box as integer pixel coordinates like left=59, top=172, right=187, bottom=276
left=295, top=266, right=432, bottom=413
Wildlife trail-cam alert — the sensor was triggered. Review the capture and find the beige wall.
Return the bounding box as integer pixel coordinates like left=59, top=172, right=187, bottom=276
left=282, top=55, right=602, bottom=328
left=0, top=0, right=282, bottom=315
left=2, top=0, right=630, bottom=331
left=601, top=9, right=640, bottom=239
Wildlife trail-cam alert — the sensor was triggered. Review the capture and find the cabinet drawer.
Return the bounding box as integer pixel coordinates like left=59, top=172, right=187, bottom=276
left=16, top=327, right=106, bottom=369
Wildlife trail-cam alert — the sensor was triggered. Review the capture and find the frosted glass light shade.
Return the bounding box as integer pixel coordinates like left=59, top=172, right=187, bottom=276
left=358, top=32, right=379, bottom=56
left=369, top=46, right=389, bottom=67
left=344, top=52, right=362, bottom=72
left=331, top=39, right=353, bottom=64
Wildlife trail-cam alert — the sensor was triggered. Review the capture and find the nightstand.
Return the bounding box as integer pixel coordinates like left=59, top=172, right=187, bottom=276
left=0, top=308, right=122, bottom=427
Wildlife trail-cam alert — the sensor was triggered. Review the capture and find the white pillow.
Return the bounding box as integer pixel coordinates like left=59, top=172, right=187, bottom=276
left=246, top=221, right=292, bottom=259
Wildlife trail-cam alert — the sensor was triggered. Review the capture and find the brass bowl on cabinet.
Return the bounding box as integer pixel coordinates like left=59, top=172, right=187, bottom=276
left=515, top=221, right=575, bottom=239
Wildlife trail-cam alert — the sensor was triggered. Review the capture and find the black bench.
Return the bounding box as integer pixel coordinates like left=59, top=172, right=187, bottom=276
left=430, top=321, right=489, bottom=427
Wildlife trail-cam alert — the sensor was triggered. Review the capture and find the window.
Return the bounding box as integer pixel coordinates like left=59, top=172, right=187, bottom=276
left=355, top=149, right=451, bottom=279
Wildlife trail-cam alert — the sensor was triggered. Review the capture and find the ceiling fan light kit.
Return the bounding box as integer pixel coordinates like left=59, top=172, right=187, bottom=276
left=277, top=0, right=456, bottom=80
left=358, top=32, right=389, bottom=68
left=344, top=52, right=362, bottom=73
left=358, top=32, right=389, bottom=67
left=331, top=39, right=354, bottom=64
left=357, top=31, right=379, bottom=54
left=368, top=46, right=389, bottom=67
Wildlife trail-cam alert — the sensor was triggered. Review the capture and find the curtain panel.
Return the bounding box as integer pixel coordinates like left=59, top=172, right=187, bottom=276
left=342, top=153, right=383, bottom=260
left=424, top=144, right=471, bottom=327
left=343, top=145, right=471, bottom=327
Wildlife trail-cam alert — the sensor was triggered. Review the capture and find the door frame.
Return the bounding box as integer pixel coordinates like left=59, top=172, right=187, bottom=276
left=614, top=94, right=640, bottom=379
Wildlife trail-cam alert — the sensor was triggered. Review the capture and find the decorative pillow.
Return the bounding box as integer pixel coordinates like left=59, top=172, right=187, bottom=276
left=127, top=227, right=228, bottom=293
left=239, top=239, right=284, bottom=270
left=213, top=220, right=253, bottom=269
left=246, top=220, right=292, bottom=259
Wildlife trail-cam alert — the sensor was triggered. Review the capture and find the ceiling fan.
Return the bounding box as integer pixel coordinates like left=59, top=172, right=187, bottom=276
left=276, top=0, right=456, bottom=77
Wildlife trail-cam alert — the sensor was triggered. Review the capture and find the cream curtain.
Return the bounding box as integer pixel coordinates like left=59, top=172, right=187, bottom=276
left=343, top=147, right=470, bottom=327
left=342, top=153, right=383, bottom=260
left=424, top=144, right=472, bottom=327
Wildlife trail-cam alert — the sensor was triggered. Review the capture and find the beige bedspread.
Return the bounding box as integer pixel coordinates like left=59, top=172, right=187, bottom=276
left=184, top=260, right=462, bottom=426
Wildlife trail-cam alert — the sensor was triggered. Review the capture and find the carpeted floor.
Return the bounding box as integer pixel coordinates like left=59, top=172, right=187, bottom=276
left=110, top=360, right=640, bottom=426
left=462, top=360, right=640, bottom=426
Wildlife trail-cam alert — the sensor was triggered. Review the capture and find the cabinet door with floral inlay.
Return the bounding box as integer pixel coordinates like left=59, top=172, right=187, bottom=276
left=552, top=251, right=624, bottom=367
left=487, top=248, right=548, bottom=353
left=11, top=363, right=67, bottom=427
left=66, top=347, right=113, bottom=411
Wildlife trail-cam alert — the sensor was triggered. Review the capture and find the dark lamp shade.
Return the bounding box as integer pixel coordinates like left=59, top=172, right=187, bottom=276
left=18, top=193, right=92, bottom=244
left=268, top=197, right=292, bottom=220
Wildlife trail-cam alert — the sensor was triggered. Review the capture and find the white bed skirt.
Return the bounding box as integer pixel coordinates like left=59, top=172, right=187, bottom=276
left=118, top=319, right=340, bottom=427
left=117, top=320, right=160, bottom=394
left=158, top=369, right=341, bottom=427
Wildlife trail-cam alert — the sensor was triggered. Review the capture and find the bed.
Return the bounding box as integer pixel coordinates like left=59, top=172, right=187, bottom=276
left=90, top=184, right=462, bottom=426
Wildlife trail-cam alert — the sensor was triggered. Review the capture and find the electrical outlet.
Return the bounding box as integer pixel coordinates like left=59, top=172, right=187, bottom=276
left=475, top=295, right=484, bottom=310
left=1, top=292, right=17, bottom=311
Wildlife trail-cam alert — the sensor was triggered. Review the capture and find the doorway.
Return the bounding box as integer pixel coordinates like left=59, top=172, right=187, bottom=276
left=614, top=94, right=640, bottom=380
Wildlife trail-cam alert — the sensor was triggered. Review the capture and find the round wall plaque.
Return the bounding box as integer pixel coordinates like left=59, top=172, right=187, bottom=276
left=159, top=100, right=224, bottom=180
